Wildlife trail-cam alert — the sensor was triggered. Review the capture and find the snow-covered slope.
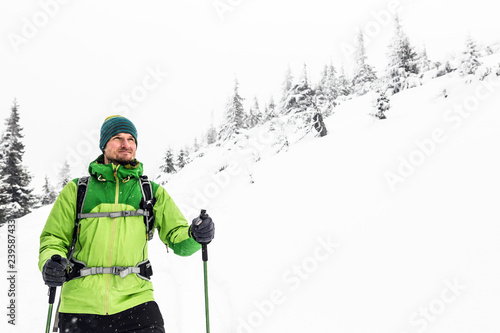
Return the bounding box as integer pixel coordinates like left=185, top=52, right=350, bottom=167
left=2, top=58, right=500, bottom=332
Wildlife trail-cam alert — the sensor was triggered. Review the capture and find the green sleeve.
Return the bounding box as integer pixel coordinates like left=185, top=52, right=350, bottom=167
left=153, top=185, right=201, bottom=256
left=38, top=181, right=77, bottom=271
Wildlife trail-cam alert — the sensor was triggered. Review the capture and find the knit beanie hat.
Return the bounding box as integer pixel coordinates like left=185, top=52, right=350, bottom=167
left=99, top=115, right=138, bottom=152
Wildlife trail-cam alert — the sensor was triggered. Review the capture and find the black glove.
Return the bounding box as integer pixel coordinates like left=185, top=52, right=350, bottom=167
left=190, top=214, right=215, bottom=244
left=42, top=256, right=68, bottom=287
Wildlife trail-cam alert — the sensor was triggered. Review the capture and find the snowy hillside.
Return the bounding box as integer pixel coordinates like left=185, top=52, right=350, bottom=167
left=2, top=54, right=500, bottom=332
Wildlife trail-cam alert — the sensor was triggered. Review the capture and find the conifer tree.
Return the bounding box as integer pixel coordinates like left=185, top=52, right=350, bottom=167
left=280, top=66, right=294, bottom=104
left=337, top=65, right=353, bottom=98
left=193, top=138, right=200, bottom=152
left=0, top=99, right=33, bottom=219
left=160, top=148, right=176, bottom=174
left=373, top=90, right=390, bottom=119
left=436, top=60, right=454, bottom=77
left=246, top=97, right=262, bottom=128
left=320, top=64, right=339, bottom=113
left=352, top=30, right=377, bottom=96
left=59, top=160, right=71, bottom=190
left=40, top=175, right=58, bottom=206
left=314, top=64, right=338, bottom=115
left=265, top=96, right=277, bottom=122
left=417, top=45, right=432, bottom=73
left=176, top=149, right=187, bottom=170
left=386, top=15, right=419, bottom=94
left=206, top=110, right=218, bottom=145
left=458, top=35, right=482, bottom=77
left=282, top=64, right=316, bottom=115
left=206, top=125, right=217, bottom=145
left=219, top=78, right=245, bottom=140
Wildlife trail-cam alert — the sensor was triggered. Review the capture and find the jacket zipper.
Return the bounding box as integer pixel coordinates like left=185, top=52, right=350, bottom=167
left=105, top=165, right=120, bottom=315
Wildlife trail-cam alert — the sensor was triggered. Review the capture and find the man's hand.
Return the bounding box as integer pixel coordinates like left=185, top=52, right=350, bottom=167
left=190, top=214, right=215, bottom=244
left=42, top=256, right=68, bottom=287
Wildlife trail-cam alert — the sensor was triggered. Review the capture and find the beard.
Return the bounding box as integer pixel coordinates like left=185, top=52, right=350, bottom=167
left=104, top=150, right=136, bottom=166
left=106, top=157, right=134, bottom=166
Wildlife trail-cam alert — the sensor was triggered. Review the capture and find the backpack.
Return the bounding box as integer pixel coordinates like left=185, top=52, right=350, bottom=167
left=66, top=175, right=156, bottom=281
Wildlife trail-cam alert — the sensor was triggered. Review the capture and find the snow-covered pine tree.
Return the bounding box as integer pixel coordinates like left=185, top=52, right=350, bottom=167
left=417, top=45, right=432, bottom=74
left=281, top=64, right=316, bottom=115
left=373, top=90, right=390, bottom=119
left=315, top=64, right=337, bottom=116
left=458, top=35, right=482, bottom=77
left=280, top=66, right=294, bottom=104
left=183, top=145, right=192, bottom=164
left=246, top=97, right=262, bottom=128
left=176, top=149, right=187, bottom=170
left=352, top=30, right=377, bottom=96
left=385, top=15, right=420, bottom=95
left=435, top=60, right=454, bottom=77
left=193, top=138, right=200, bottom=152
left=206, top=125, right=217, bottom=145
left=265, top=96, right=277, bottom=121
left=0, top=99, right=33, bottom=219
left=266, top=97, right=279, bottom=131
left=219, top=78, right=245, bottom=141
left=40, top=175, right=58, bottom=206
left=206, top=110, right=218, bottom=145
left=336, top=65, right=353, bottom=99
left=160, top=148, right=176, bottom=174
left=58, top=160, right=71, bottom=190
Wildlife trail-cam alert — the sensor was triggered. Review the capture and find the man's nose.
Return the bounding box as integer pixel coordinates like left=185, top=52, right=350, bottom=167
left=121, top=139, right=131, bottom=148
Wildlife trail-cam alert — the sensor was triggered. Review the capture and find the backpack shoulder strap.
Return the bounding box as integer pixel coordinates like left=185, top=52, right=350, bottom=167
left=76, top=177, right=90, bottom=216
left=68, top=176, right=90, bottom=260
left=139, top=175, right=156, bottom=241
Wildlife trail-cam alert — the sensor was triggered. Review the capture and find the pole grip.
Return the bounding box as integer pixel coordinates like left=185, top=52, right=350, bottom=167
left=48, top=255, right=62, bottom=304
left=199, top=210, right=209, bottom=261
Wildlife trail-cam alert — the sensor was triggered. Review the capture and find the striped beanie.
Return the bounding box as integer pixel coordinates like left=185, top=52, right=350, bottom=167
left=99, top=115, right=138, bottom=152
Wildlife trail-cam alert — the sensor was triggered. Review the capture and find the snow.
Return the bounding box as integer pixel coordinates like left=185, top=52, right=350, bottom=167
left=2, top=57, right=500, bottom=332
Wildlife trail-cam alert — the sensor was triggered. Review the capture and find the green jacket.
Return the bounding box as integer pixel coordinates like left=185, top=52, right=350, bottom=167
left=39, top=155, right=200, bottom=315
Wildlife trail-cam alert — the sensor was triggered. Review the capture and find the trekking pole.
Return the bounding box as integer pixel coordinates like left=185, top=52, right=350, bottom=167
left=197, top=209, right=210, bottom=333
left=45, top=254, right=61, bottom=333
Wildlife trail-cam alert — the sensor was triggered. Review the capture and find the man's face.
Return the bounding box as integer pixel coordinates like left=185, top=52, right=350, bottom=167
left=103, top=133, right=137, bottom=165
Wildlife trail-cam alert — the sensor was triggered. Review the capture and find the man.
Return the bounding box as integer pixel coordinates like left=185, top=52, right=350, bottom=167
left=39, top=115, right=215, bottom=332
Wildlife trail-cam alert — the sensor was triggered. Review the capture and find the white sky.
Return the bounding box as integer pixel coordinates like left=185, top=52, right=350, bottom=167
left=0, top=0, right=498, bottom=190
